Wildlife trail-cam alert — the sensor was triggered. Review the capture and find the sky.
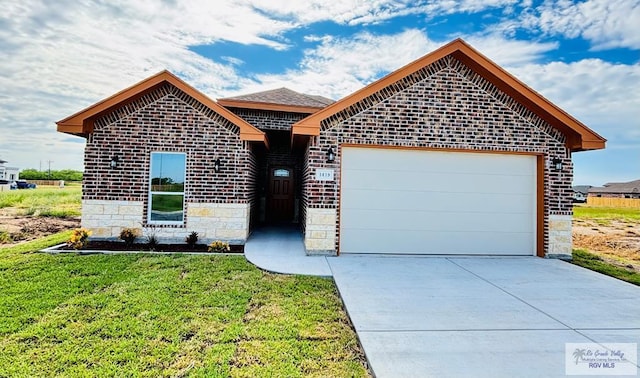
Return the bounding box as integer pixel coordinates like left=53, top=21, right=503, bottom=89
left=0, top=0, right=638, bottom=186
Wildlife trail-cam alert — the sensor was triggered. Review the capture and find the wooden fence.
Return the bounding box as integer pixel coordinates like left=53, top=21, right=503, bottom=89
left=29, top=180, right=64, bottom=186
left=587, top=197, right=640, bottom=209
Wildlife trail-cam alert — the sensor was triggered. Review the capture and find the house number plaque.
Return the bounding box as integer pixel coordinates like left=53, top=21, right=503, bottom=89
left=315, top=169, right=335, bottom=181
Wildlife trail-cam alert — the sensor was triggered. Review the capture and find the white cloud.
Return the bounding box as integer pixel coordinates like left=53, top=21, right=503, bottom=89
left=462, top=34, right=558, bottom=66
left=518, top=0, right=640, bottom=50
left=248, top=0, right=519, bottom=25
left=510, top=59, right=640, bottom=143
left=0, top=0, right=297, bottom=171
left=231, top=31, right=559, bottom=99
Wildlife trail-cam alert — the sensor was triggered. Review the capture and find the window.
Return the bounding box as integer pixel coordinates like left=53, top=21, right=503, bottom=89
left=148, top=152, right=186, bottom=224
left=273, top=169, right=290, bottom=177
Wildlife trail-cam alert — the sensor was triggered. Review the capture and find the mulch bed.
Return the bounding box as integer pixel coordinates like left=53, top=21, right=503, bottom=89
left=59, top=241, right=244, bottom=253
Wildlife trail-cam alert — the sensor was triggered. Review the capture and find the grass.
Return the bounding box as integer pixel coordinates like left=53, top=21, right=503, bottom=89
left=572, top=249, right=640, bottom=286
left=573, top=205, right=640, bottom=222
left=0, top=234, right=369, bottom=377
left=0, top=186, right=81, bottom=217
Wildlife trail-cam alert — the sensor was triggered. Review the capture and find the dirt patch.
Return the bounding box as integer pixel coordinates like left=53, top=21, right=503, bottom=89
left=0, top=215, right=80, bottom=245
left=573, top=218, right=640, bottom=270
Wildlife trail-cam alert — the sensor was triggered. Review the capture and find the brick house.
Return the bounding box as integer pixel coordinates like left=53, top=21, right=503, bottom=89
left=57, top=39, right=605, bottom=259
left=588, top=180, right=640, bottom=199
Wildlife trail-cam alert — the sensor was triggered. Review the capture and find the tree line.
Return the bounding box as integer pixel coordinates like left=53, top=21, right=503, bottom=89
left=19, top=169, right=83, bottom=181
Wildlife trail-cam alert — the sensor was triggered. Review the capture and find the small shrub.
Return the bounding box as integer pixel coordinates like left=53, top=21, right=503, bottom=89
left=146, top=235, right=159, bottom=251
left=0, top=230, right=12, bottom=244
left=119, top=228, right=140, bottom=246
left=144, top=226, right=159, bottom=251
left=185, top=231, right=199, bottom=248
left=67, top=228, right=91, bottom=250
left=208, top=240, right=230, bottom=253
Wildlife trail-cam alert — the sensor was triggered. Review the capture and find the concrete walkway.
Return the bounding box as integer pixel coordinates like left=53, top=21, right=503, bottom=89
left=244, top=229, right=640, bottom=377
left=244, top=227, right=332, bottom=276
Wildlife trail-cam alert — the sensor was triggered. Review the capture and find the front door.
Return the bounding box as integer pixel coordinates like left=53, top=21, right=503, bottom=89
left=267, top=167, right=294, bottom=223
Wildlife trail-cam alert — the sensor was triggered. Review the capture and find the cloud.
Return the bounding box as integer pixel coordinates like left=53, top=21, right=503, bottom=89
left=0, top=0, right=299, bottom=170
left=232, top=30, right=559, bottom=99
left=517, top=0, right=640, bottom=50
left=461, top=34, right=558, bottom=66
left=510, top=59, right=640, bottom=143
left=249, top=0, right=519, bottom=25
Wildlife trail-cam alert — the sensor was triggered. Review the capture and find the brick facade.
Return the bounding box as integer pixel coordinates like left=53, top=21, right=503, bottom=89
left=303, top=55, right=573, bottom=256
left=82, top=83, right=256, bottom=243
left=227, top=108, right=308, bottom=131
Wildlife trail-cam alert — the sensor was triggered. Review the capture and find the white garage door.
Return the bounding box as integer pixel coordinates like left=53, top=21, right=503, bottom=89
left=339, top=147, right=537, bottom=255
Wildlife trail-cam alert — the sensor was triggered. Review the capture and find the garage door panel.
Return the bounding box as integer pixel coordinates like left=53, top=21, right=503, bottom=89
left=341, top=169, right=535, bottom=194
left=339, top=147, right=537, bottom=256
left=340, top=229, right=534, bottom=255
left=341, top=209, right=534, bottom=233
left=343, top=148, right=535, bottom=176
left=341, top=190, right=533, bottom=213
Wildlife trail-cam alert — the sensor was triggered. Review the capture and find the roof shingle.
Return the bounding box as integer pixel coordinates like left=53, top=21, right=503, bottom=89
left=219, top=88, right=333, bottom=109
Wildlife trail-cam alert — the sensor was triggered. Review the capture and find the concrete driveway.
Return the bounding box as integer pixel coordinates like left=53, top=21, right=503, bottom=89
left=327, top=256, right=640, bottom=377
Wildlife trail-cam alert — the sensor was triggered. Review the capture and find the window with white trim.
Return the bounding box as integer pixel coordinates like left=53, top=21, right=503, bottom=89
left=148, top=152, right=186, bottom=224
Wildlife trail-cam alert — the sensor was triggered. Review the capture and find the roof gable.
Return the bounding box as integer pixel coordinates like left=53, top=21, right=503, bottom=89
left=292, top=38, right=605, bottom=152
left=218, top=87, right=334, bottom=113
left=57, top=70, right=267, bottom=146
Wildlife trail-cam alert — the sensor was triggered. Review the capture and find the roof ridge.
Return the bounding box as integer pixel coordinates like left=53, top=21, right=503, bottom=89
left=218, top=87, right=332, bottom=109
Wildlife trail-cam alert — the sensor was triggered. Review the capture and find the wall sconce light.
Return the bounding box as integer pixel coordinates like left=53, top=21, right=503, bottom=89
left=214, top=158, right=221, bottom=173
left=110, top=155, right=120, bottom=169
left=326, top=147, right=335, bottom=163
left=552, top=157, right=563, bottom=171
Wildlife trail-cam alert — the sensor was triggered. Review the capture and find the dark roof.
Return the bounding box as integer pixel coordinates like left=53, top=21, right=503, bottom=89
left=219, top=88, right=334, bottom=109
left=589, top=179, right=640, bottom=194
left=573, top=185, right=592, bottom=194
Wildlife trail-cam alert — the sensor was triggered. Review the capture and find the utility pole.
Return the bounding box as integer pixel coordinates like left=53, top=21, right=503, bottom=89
left=47, top=160, right=53, bottom=180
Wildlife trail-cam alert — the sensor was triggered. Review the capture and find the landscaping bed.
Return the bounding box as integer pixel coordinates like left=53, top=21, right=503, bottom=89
left=54, top=240, right=244, bottom=253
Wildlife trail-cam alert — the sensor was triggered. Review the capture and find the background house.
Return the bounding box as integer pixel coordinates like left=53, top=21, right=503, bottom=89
left=0, top=159, right=19, bottom=191
left=589, top=180, right=640, bottom=199
left=572, top=185, right=592, bottom=203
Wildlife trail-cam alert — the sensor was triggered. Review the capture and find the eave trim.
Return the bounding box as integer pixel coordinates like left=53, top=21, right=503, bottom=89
left=56, top=70, right=267, bottom=146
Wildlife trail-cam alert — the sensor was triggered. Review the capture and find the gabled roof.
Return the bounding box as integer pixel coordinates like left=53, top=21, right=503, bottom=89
left=57, top=70, right=267, bottom=146
left=589, top=179, right=640, bottom=194
left=573, top=185, right=593, bottom=194
left=218, top=87, right=334, bottom=113
left=292, top=38, right=606, bottom=152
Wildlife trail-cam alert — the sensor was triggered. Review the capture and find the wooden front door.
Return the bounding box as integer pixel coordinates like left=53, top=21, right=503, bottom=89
left=267, top=167, right=294, bottom=223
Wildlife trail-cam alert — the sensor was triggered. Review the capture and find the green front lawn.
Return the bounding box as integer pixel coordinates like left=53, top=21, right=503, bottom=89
left=0, top=186, right=81, bottom=217
left=572, top=249, right=640, bottom=286
left=573, top=205, right=640, bottom=222
left=0, top=234, right=369, bottom=377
